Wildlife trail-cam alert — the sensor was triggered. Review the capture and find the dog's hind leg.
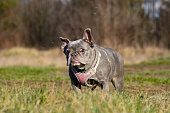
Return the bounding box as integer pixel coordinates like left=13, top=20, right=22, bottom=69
left=101, top=81, right=110, bottom=92
left=111, top=78, right=116, bottom=90
left=112, top=60, right=124, bottom=92
left=111, top=77, right=124, bottom=92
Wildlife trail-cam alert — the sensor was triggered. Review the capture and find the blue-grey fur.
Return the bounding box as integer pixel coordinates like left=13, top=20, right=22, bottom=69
left=59, top=28, right=124, bottom=92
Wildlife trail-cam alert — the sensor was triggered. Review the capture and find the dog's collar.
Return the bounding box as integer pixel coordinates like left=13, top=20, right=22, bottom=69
left=71, top=51, right=101, bottom=86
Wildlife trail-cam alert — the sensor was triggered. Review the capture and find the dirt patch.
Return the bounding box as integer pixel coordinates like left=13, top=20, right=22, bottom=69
left=125, top=65, right=170, bottom=72
left=125, top=65, right=170, bottom=78
left=124, top=83, right=170, bottom=94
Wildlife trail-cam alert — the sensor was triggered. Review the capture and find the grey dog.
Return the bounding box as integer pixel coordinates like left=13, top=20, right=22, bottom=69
left=59, top=28, right=124, bottom=92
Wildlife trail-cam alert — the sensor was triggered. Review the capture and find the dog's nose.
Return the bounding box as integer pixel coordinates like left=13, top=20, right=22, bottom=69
left=71, top=53, right=77, bottom=57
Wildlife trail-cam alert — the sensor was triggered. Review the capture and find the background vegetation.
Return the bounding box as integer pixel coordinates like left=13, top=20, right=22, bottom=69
left=0, top=0, right=169, bottom=49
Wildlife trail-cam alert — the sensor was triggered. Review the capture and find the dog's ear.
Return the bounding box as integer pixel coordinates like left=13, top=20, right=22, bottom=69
left=83, top=28, right=94, bottom=48
left=59, top=37, right=70, bottom=52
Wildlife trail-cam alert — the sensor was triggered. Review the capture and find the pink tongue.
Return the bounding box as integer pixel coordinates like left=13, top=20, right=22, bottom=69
left=74, top=72, right=90, bottom=85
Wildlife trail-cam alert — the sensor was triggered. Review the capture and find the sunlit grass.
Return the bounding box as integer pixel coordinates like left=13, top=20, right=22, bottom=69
left=0, top=84, right=169, bottom=113
left=0, top=57, right=169, bottom=112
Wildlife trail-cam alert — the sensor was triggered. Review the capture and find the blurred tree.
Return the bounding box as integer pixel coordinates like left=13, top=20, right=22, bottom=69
left=0, top=0, right=22, bottom=48
left=159, top=0, right=170, bottom=48
left=0, top=0, right=169, bottom=49
left=22, top=0, right=63, bottom=48
left=0, top=0, right=18, bottom=30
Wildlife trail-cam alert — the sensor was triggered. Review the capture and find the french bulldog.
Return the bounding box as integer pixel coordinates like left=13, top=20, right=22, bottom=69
left=59, top=28, right=124, bottom=92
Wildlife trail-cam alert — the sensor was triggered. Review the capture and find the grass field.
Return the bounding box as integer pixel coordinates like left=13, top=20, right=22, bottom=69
left=0, top=57, right=170, bottom=113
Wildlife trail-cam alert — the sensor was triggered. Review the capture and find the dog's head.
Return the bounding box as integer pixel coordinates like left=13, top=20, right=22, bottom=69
left=59, top=28, right=94, bottom=69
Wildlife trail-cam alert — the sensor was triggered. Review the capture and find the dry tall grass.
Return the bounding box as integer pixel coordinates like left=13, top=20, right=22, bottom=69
left=0, top=80, right=169, bottom=113
left=0, top=47, right=65, bottom=67
left=0, top=47, right=169, bottom=67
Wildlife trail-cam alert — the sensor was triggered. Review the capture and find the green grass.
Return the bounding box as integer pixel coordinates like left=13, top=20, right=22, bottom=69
left=0, top=66, right=169, bottom=84
left=140, top=57, right=170, bottom=65
left=125, top=70, right=170, bottom=77
left=0, top=57, right=170, bottom=113
left=139, top=70, right=170, bottom=75
left=0, top=66, right=63, bottom=75
left=125, top=75, right=170, bottom=84
left=0, top=66, right=69, bottom=82
left=125, top=56, right=170, bottom=66
left=0, top=85, right=169, bottom=113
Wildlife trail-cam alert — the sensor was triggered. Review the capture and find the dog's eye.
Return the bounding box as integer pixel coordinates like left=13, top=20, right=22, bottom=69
left=79, top=48, right=85, bottom=53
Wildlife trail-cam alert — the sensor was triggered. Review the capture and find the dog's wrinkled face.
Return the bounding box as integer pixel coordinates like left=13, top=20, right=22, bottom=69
left=60, top=28, right=94, bottom=69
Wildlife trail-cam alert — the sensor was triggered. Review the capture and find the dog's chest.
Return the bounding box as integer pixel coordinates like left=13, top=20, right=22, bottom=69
left=71, top=68, right=97, bottom=86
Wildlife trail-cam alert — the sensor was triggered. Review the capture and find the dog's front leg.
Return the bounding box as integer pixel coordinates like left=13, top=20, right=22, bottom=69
left=71, top=82, right=81, bottom=94
left=69, top=68, right=81, bottom=93
left=101, top=81, right=110, bottom=92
